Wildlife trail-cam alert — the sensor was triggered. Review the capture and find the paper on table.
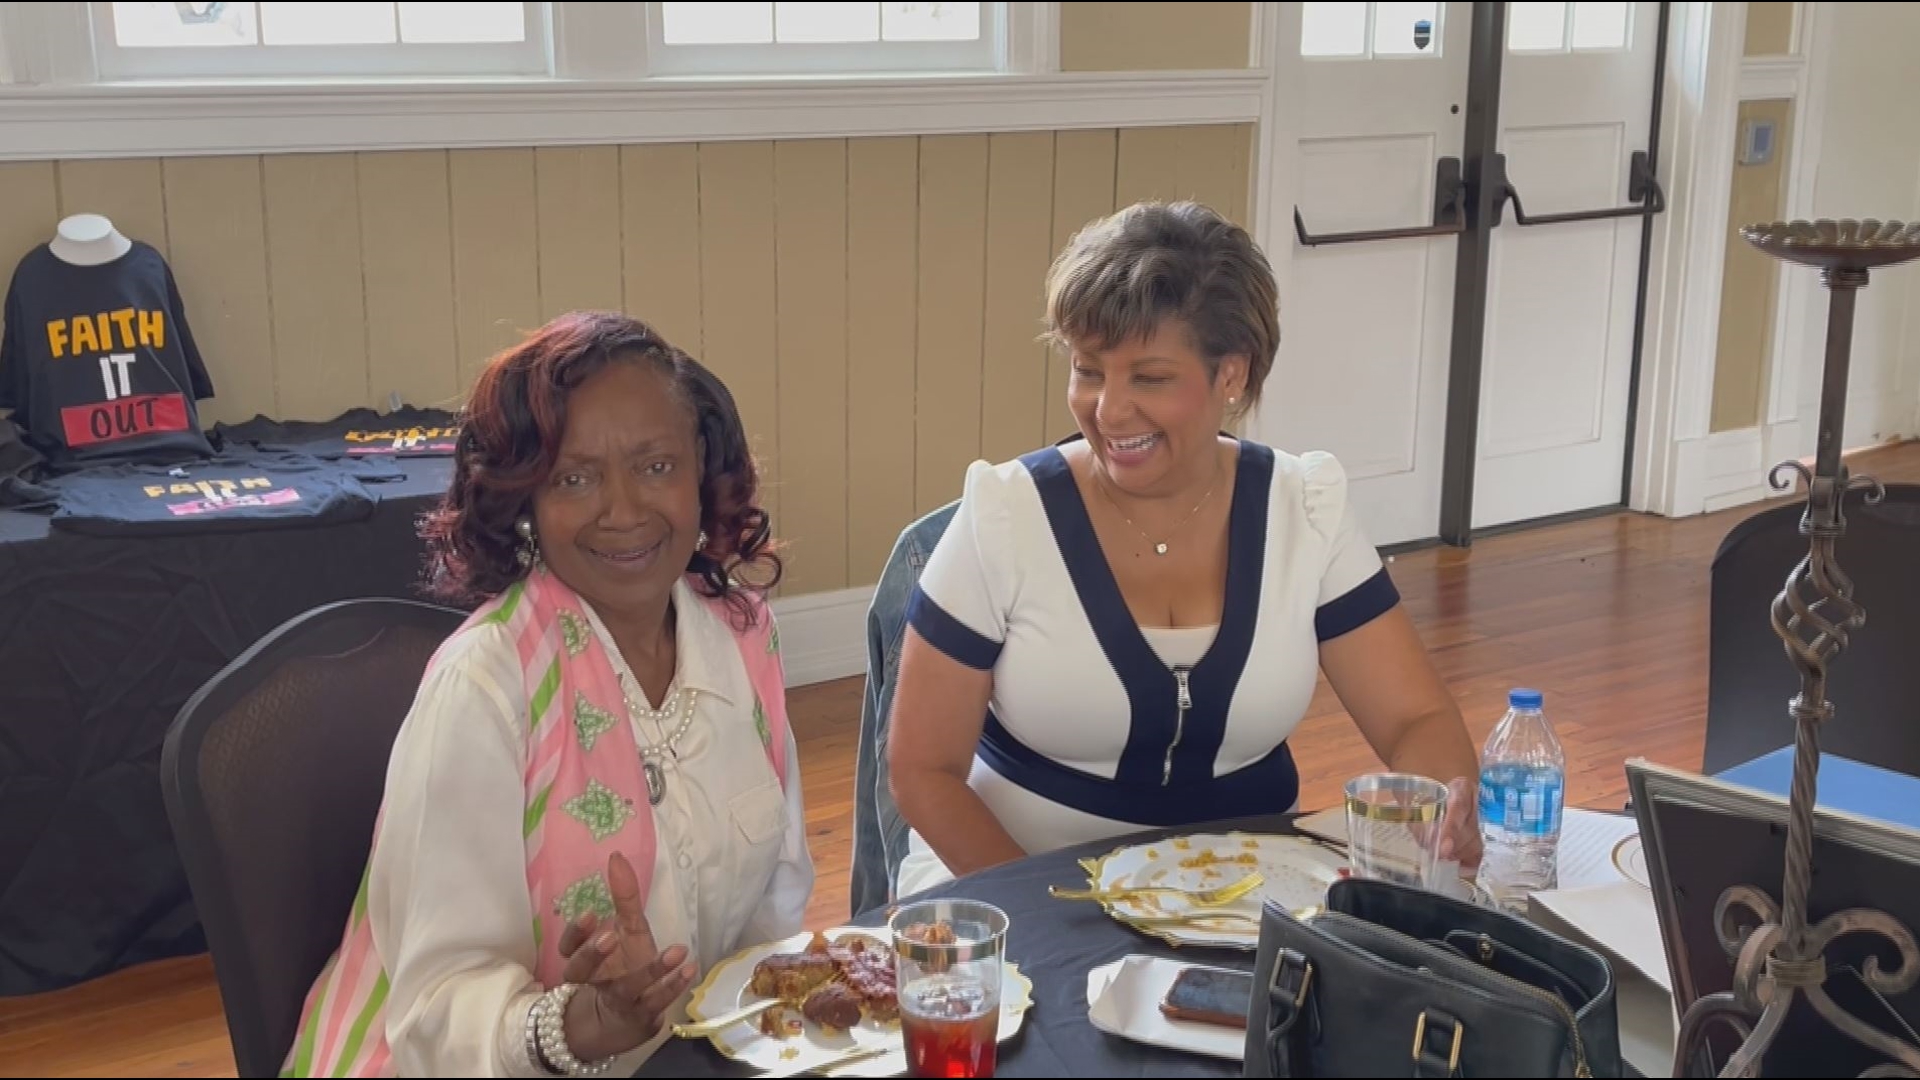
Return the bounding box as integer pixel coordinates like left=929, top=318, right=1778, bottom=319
left=1295, top=806, right=1638, bottom=892
left=1529, top=880, right=1672, bottom=992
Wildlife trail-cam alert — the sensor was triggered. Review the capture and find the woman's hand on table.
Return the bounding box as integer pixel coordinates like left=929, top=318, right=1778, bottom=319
left=1437, top=777, right=1484, bottom=874
left=553, top=851, right=698, bottom=1062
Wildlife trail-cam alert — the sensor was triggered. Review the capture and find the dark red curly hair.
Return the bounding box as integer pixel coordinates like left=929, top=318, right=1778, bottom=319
left=420, top=311, right=781, bottom=624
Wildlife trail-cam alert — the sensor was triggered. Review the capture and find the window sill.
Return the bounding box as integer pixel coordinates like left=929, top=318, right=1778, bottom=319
left=0, top=69, right=1266, bottom=160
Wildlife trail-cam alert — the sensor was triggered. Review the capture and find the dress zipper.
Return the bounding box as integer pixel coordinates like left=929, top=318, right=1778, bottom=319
left=1163, top=666, right=1192, bottom=786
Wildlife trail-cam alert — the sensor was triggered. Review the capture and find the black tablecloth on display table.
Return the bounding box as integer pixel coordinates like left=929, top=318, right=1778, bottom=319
left=0, top=455, right=454, bottom=996
left=639, top=817, right=1299, bottom=1079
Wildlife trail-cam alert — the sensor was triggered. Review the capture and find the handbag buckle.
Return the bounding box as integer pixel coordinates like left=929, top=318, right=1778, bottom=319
left=1269, top=949, right=1313, bottom=1007
left=1412, top=1010, right=1464, bottom=1074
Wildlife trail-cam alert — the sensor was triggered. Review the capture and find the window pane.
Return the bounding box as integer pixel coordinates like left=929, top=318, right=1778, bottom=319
left=881, top=2, right=980, bottom=42
left=399, top=1, right=525, bottom=43
left=776, top=3, right=880, bottom=43
left=261, top=2, right=397, bottom=45
left=1570, top=1, right=1630, bottom=49
left=1508, top=1, right=1568, bottom=50
left=1373, top=1, right=1439, bottom=55
left=1301, top=1, right=1367, bottom=57
left=112, top=1, right=258, bottom=48
left=663, top=1, right=774, bottom=44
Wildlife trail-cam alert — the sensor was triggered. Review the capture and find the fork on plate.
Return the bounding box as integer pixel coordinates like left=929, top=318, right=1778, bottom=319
left=1047, top=872, right=1265, bottom=908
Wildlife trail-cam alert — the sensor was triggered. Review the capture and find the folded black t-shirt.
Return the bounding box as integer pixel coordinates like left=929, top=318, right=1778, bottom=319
left=47, top=451, right=404, bottom=536
left=214, top=406, right=460, bottom=460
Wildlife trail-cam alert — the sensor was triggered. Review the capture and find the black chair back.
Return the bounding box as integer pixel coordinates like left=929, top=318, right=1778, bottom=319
left=161, top=598, right=466, bottom=1077
left=1705, top=483, right=1920, bottom=775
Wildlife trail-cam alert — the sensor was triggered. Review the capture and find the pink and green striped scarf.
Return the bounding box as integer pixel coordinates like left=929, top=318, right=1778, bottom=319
left=281, top=565, right=790, bottom=1077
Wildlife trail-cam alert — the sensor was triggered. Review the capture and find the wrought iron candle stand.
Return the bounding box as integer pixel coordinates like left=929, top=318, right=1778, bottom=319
left=1672, top=220, right=1920, bottom=1078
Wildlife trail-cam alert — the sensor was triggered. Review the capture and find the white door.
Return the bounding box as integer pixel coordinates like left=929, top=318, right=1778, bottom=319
left=1472, top=1, right=1662, bottom=528
left=1264, top=1, right=1471, bottom=547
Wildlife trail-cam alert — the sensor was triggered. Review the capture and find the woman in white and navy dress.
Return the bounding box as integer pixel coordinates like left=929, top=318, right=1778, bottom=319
left=887, top=201, right=1484, bottom=894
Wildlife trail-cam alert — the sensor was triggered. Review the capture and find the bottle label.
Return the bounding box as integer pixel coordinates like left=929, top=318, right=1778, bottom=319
left=1478, top=766, right=1564, bottom=838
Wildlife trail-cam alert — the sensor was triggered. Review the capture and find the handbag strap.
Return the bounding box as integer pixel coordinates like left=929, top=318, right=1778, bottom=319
left=1411, top=1008, right=1465, bottom=1078
left=1263, top=948, right=1314, bottom=1078
left=1261, top=952, right=1468, bottom=1079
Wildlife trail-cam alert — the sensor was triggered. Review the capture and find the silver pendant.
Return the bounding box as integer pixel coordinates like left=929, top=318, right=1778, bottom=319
left=644, top=760, right=666, bottom=806
left=1154, top=542, right=1169, bottom=556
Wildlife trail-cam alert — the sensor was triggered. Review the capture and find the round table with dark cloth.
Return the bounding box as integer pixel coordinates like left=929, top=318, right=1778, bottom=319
left=638, top=814, right=1301, bottom=1078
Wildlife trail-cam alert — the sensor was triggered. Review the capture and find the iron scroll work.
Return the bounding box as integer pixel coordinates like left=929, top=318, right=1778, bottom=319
left=1673, top=220, right=1920, bottom=1078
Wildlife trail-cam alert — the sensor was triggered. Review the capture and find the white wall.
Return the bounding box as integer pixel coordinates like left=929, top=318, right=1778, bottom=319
left=1792, top=1, right=1920, bottom=450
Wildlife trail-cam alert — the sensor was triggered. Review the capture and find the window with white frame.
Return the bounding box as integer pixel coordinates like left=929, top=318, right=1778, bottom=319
left=647, top=2, right=1005, bottom=77
left=91, top=1, right=548, bottom=79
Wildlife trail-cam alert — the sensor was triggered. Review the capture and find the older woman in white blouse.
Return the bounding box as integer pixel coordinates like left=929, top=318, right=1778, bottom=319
left=283, top=312, right=811, bottom=1078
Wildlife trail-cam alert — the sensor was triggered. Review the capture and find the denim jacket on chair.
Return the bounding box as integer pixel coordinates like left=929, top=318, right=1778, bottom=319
left=849, top=500, right=959, bottom=918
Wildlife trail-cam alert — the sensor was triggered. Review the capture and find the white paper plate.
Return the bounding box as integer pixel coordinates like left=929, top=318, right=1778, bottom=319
left=682, top=927, right=1032, bottom=1077
left=1086, top=955, right=1246, bottom=1061
left=1084, top=832, right=1346, bottom=949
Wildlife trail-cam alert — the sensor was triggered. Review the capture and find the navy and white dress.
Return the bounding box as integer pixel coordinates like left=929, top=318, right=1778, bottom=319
left=895, top=439, right=1398, bottom=894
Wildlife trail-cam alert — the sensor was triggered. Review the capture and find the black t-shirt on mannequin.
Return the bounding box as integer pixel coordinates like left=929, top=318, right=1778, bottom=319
left=0, top=240, right=217, bottom=468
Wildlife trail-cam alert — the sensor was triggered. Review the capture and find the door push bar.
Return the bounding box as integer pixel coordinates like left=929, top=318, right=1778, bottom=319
left=1294, top=156, right=1467, bottom=247
left=1494, top=150, right=1666, bottom=227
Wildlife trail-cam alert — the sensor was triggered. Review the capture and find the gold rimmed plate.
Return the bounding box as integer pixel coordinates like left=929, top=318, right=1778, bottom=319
left=1075, top=832, right=1346, bottom=950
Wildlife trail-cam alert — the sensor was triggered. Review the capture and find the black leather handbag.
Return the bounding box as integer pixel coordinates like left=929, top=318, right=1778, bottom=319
left=1243, top=877, right=1622, bottom=1078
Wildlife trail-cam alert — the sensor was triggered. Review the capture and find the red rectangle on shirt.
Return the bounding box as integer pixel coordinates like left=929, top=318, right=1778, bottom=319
left=60, top=393, right=191, bottom=447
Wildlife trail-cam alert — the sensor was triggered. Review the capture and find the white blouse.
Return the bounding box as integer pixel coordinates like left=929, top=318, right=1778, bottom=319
left=900, top=441, right=1395, bottom=889
left=366, top=576, right=814, bottom=1077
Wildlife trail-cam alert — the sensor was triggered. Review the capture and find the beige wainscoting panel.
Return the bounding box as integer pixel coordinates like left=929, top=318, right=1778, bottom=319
left=980, top=131, right=1058, bottom=466
left=358, top=150, right=461, bottom=411
left=1711, top=98, right=1796, bottom=433
left=0, top=125, right=1257, bottom=597
left=698, top=141, right=782, bottom=530
left=161, top=156, right=277, bottom=426
left=1045, top=129, right=1120, bottom=445
left=56, top=158, right=171, bottom=260
left=844, top=137, right=921, bottom=585
left=536, top=146, right=625, bottom=320
left=914, top=134, right=990, bottom=517
left=262, top=154, right=369, bottom=420
left=0, top=163, right=59, bottom=273
left=621, top=143, right=705, bottom=355
left=449, top=148, right=541, bottom=388
left=773, top=139, right=851, bottom=596
left=1745, top=1, right=1797, bottom=56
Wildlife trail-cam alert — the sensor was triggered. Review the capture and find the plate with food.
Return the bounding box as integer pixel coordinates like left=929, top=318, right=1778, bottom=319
left=1077, top=832, right=1347, bottom=949
left=680, top=926, right=1033, bottom=1077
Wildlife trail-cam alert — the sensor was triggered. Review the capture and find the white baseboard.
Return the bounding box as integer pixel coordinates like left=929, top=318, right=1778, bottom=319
left=1672, top=420, right=1811, bottom=517
left=770, top=585, right=873, bottom=688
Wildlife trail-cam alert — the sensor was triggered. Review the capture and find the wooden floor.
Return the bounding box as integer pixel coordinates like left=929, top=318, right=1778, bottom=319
left=6, top=441, right=1916, bottom=1078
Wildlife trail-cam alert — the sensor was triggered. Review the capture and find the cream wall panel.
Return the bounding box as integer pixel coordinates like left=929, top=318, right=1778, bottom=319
left=449, top=148, right=540, bottom=389
left=161, top=156, right=277, bottom=425
left=774, top=139, right=851, bottom=595
left=1059, top=2, right=1253, bottom=72
left=914, top=134, right=990, bottom=516
left=698, top=141, right=781, bottom=530
left=536, top=146, right=624, bottom=320
left=262, top=155, right=368, bottom=420
left=844, top=137, right=921, bottom=584
left=1045, top=129, right=1119, bottom=444
left=980, top=132, right=1058, bottom=465
left=621, top=143, right=705, bottom=355
left=359, top=150, right=461, bottom=410
left=0, top=163, right=58, bottom=275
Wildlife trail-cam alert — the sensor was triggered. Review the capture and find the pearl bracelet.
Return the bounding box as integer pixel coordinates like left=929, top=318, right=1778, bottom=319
left=532, top=983, right=615, bottom=1077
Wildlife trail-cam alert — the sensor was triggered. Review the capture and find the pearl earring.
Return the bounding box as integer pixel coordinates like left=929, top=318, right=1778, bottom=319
left=515, top=516, right=540, bottom=568
left=697, top=529, right=709, bottom=550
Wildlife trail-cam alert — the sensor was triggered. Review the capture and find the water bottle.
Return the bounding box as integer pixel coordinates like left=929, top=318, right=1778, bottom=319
left=1478, top=688, right=1566, bottom=911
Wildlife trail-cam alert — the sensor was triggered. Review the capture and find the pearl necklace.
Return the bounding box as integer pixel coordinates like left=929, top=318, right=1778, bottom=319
left=622, top=674, right=699, bottom=806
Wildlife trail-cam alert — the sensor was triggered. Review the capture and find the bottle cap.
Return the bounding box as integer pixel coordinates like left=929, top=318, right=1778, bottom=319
left=1509, top=688, right=1543, bottom=709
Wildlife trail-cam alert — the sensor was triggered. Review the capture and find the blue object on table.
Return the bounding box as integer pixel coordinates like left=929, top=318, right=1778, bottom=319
left=1714, top=747, right=1920, bottom=832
